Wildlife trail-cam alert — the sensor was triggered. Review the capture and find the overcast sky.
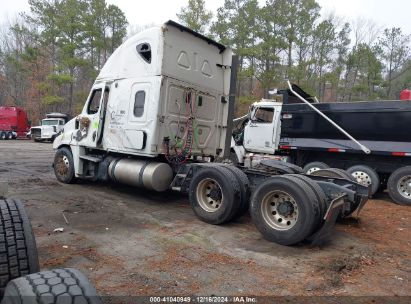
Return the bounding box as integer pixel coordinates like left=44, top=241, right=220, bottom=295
left=1, top=0, right=411, bottom=35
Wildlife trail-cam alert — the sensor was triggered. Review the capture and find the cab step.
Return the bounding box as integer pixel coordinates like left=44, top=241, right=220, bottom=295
left=80, top=155, right=102, bottom=163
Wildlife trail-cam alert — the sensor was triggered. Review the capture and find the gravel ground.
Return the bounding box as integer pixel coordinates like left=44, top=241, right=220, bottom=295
left=0, top=140, right=410, bottom=299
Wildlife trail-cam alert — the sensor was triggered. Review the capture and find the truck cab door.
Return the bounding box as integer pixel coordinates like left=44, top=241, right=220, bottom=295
left=122, top=82, right=151, bottom=151
left=78, top=83, right=110, bottom=148
left=243, top=106, right=277, bottom=153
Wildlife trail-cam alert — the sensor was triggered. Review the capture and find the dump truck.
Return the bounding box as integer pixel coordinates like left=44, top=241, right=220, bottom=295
left=30, top=113, right=69, bottom=142
left=0, top=106, right=30, bottom=139
left=230, top=83, right=411, bottom=206
left=52, top=21, right=369, bottom=246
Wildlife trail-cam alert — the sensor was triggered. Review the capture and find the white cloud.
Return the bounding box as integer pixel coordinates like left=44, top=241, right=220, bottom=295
left=317, top=0, right=411, bottom=34
left=1, top=0, right=410, bottom=35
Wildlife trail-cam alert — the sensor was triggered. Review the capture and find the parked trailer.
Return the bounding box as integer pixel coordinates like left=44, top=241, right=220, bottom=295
left=52, top=21, right=369, bottom=246
left=0, top=107, right=30, bottom=140
left=230, top=83, right=411, bottom=206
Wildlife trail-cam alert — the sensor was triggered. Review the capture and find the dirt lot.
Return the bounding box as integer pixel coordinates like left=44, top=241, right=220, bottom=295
left=0, top=140, right=410, bottom=298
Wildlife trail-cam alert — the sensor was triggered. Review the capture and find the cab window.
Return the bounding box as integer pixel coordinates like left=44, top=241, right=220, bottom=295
left=252, top=107, right=274, bottom=123
left=134, top=90, right=146, bottom=117
left=87, top=89, right=102, bottom=114
left=136, top=43, right=151, bottom=63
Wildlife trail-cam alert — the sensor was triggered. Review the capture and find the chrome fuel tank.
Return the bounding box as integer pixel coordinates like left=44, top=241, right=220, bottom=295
left=108, top=159, right=173, bottom=192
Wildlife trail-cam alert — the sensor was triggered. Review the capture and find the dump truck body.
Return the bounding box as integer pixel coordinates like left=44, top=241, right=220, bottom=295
left=281, top=100, right=411, bottom=153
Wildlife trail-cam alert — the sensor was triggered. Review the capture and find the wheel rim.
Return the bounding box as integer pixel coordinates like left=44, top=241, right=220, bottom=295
left=261, top=190, right=298, bottom=231
left=351, top=171, right=372, bottom=186
left=397, top=175, right=411, bottom=198
left=55, top=155, right=70, bottom=178
left=306, top=167, right=321, bottom=175
left=196, top=178, right=223, bottom=212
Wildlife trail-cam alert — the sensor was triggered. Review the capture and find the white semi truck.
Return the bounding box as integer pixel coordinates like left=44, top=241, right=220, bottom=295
left=30, top=113, right=68, bottom=142
left=52, top=21, right=369, bottom=246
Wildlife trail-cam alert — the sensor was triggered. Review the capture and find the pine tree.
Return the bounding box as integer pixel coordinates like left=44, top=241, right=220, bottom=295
left=177, top=0, right=213, bottom=34
left=378, top=27, right=410, bottom=98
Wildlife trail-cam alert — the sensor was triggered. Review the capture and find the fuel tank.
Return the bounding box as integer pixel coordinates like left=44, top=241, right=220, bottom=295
left=108, top=159, right=173, bottom=192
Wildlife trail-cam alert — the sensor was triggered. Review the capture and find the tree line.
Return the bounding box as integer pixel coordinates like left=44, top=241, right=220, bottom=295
left=0, top=0, right=127, bottom=123
left=0, top=0, right=410, bottom=123
left=178, top=0, right=411, bottom=107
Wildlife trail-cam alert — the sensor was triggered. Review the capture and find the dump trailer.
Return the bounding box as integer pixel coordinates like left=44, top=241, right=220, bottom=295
left=0, top=106, right=30, bottom=139
left=52, top=21, right=369, bottom=246
left=230, top=83, right=411, bottom=205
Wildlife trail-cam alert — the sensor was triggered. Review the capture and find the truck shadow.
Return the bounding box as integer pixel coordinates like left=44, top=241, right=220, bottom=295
left=371, top=189, right=392, bottom=201
left=70, top=179, right=373, bottom=255
left=75, top=179, right=186, bottom=204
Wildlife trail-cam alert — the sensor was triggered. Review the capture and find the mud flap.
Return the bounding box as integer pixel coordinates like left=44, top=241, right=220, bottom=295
left=308, top=194, right=347, bottom=246
left=354, top=194, right=369, bottom=217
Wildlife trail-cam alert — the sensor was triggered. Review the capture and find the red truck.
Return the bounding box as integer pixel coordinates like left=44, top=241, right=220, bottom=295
left=0, top=106, right=30, bottom=139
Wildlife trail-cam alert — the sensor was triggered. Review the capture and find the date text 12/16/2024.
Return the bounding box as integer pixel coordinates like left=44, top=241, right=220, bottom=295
left=149, top=296, right=257, bottom=303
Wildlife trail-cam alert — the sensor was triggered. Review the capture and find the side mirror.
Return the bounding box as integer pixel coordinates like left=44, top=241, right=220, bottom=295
left=248, top=105, right=254, bottom=120
left=250, top=107, right=259, bottom=123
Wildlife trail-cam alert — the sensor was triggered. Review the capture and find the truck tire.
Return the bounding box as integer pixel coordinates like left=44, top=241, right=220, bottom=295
left=6, top=132, right=13, bottom=140
left=259, top=160, right=303, bottom=174
left=53, top=147, right=75, bottom=184
left=223, top=165, right=251, bottom=219
left=288, top=174, right=328, bottom=220
left=329, top=168, right=355, bottom=181
left=310, top=168, right=352, bottom=180
left=189, top=166, right=241, bottom=225
left=303, top=162, right=329, bottom=175
left=281, top=175, right=322, bottom=226
left=250, top=176, right=320, bottom=245
left=0, top=132, right=6, bottom=140
left=346, top=165, right=380, bottom=196
left=1, top=268, right=102, bottom=304
left=387, top=166, right=411, bottom=206
left=0, top=199, right=40, bottom=296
